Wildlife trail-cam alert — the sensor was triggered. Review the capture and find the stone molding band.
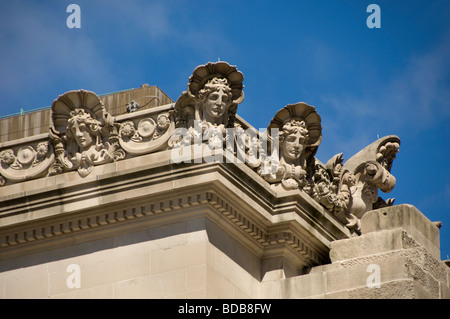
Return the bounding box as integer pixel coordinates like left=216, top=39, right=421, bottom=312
left=0, top=189, right=326, bottom=269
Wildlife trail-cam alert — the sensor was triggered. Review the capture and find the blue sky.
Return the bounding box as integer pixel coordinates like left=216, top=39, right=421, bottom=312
left=0, top=1, right=449, bottom=260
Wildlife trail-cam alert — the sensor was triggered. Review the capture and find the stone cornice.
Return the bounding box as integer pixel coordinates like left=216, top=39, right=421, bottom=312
left=0, top=150, right=350, bottom=271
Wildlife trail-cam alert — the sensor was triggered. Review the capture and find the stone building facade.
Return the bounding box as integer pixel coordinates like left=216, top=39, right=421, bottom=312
left=0, top=62, right=448, bottom=299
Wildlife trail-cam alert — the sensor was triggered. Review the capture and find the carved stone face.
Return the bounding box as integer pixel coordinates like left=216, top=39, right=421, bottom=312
left=198, top=77, right=233, bottom=126
left=69, top=121, right=94, bottom=150
left=281, top=130, right=306, bottom=162
left=203, top=85, right=230, bottom=124
left=67, top=109, right=101, bottom=152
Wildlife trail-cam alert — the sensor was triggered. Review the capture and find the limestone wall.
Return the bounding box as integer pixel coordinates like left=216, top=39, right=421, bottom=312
left=0, top=218, right=260, bottom=299
left=1, top=202, right=448, bottom=299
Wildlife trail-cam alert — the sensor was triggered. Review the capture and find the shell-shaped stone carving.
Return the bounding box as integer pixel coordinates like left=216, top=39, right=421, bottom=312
left=187, top=61, right=244, bottom=104
left=267, top=102, right=322, bottom=150
left=51, top=89, right=110, bottom=136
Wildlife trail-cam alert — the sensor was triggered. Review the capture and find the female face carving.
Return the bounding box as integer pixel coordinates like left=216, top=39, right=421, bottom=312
left=280, top=120, right=308, bottom=162
left=204, top=86, right=229, bottom=122
left=70, top=121, right=94, bottom=149
left=67, top=109, right=100, bottom=151
left=282, top=130, right=306, bottom=161
left=198, top=77, right=233, bottom=125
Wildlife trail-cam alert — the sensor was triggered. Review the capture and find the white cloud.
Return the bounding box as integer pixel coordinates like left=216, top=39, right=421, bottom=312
left=385, top=35, right=450, bottom=128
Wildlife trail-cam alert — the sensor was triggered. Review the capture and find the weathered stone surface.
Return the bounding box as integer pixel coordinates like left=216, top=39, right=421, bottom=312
left=329, top=228, right=418, bottom=262
left=361, top=204, right=440, bottom=259
left=347, top=280, right=417, bottom=299
left=260, top=204, right=449, bottom=299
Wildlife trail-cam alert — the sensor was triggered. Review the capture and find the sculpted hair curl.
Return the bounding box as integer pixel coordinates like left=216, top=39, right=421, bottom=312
left=279, top=120, right=309, bottom=144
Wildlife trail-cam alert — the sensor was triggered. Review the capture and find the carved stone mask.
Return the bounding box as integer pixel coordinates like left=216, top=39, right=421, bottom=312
left=282, top=131, right=306, bottom=161
left=71, top=121, right=94, bottom=149
left=280, top=120, right=308, bottom=162
left=67, top=109, right=100, bottom=151
left=198, top=77, right=233, bottom=125
left=204, top=86, right=229, bottom=121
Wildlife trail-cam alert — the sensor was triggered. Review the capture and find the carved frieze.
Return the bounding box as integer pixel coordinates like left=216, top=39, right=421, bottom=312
left=167, top=62, right=401, bottom=235
left=0, top=139, right=54, bottom=184
left=118, top=111, right=175, bottom=156
left=0, top=61, right=401, bottom=237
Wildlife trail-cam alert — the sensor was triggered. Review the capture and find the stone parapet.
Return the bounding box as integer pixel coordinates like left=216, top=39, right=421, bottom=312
left=0, top=85, right=173, bottom=143
left=261, top=204, right=449, bottom=299
left=361, top=204, right=441, bottom=259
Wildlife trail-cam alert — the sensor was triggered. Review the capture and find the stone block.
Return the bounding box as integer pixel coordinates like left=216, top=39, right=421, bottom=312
left=404, top=258, right=440, bottom=298
left=325, top=263, right=372, bottom=293
left=113, top=276, right=153, bottom=298
left=330, top=228, right=415, bottom=262
left=361, top=204, right=440, bottom=259
left=206, top=268, right=236, bottom=298
left=404, top=247, right=449, bottom=284
left=150, top=241, right=206, bottom=274
left=309, top=262, right=342, bottom=274
left=78, top=250, right=150, bottom=289
left=169, top=288, right=207, bottom=299
left=4, top=272, right=48, bottom=298
left=440, top=282, right=450, bottom=299
left=113, top=269, right=187, bottom=298
left=260, top=279, right=282, bottom=298
left=325, top=255, right=411, bottom=294
left=51, top=284, right=114, bottom=299
left=280, top=271, right=326, bottom=298
left=347, top=279, right=416, bottom=299
left=323, top=290, right=349, bottom=299
left=186, top=264, right=207, bottom=291
left=448, top=264, right=450, bottom=288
